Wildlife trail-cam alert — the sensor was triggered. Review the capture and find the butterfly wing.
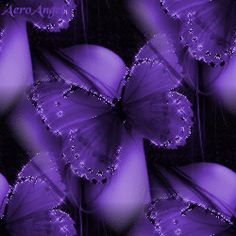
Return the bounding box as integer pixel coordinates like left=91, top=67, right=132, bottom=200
left=136, top=34, right=182, bottom=78
left=62, top=110, right=123, bottom=183
left=49, top=210, right=77, bottom=236
left=146, top=196, right=234, bottom=236
left=124, top=61, right=193, bottom=149
left=13, top=0, right=76, bottom=32
left=30, top=80, right=112, bottom=135
left=161, top=0, right=236, bottom=65
left=5, top=179, right=76, bottom=236
left=18, top=152, right=65, bottom=199
left=31, top=80, right=123, bottom=183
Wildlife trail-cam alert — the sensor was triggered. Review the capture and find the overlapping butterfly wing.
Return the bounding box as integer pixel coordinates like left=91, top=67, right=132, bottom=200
left=160, top=0, right=236, bottom=66
left=18, top=152, right=66, bottom=198
left=13, top=0, right=76, bottom=32
left=136, top=34, right=182, bottom=77
left=4, top=178, right=76, bottom=236
left=146, top=196, right=235, bottom=236
left=30, top=80, right=123, bottom=183
left=124, top=35, right=193, bottom=149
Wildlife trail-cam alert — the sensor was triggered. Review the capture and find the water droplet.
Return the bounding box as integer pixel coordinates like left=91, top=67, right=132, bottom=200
left=197, top=44, right=203, bottom=51
left=79, top=161, right=85, bottom=168
left=74, top=153, right=80, bottom=159
left=54, top=101, right=60, bottom=107
left=175, top=228, right=182, bottom=235
left=56, top=111, right=64, bottom=118
left=173, top=219, right=178, bottom=225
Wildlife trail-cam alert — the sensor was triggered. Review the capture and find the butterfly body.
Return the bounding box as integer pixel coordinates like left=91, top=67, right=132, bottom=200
left=112, top=98, right=133, bottom=133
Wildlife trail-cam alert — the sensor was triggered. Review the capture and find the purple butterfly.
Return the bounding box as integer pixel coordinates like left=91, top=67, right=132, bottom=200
left=0, top=179, right=76, bottom=236
left=18, top=152, right=66, bottom=195
left=30, top=35, right=193, bottom=184
left=0, top=0, right=76, bottom=32
left=160, top=0, right=236, bottom=67
left=18, top=152, right=81, bottom=209
left=146, top=195, right=236, bottom=236
left=0, top=153, right=76, bottom=236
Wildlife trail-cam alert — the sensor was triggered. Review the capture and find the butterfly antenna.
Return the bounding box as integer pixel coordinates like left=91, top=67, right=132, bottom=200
left=79, top=0, right=88, bottom=42
left=196, top=65, right=205, bottom=161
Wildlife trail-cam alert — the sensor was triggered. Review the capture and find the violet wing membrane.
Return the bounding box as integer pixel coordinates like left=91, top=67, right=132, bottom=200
left=29, top=35, right=193, bottom=184
left=160, top=0, right=236, bottom=67
left=146, top=195, right=236, bottom=236
left=0, top=152, right=76, bottom=236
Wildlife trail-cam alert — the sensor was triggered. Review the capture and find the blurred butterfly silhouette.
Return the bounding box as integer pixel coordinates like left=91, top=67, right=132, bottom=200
left=160, top=0, right=236, bottom=66
left=30, top=34, right=193, bottom=184
left=0, top=153, right=77, bottom=236
left=146, top=195, right=236, bottom=236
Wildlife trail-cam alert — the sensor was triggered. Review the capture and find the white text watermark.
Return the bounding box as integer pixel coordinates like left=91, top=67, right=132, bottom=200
left=1, top=5, right=65, bottom=19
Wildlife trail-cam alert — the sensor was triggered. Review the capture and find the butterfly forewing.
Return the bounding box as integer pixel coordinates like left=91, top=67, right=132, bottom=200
left=136, top=34, right=182, bottom=79
left=124, top=61, right=193, bottom=149
left=161, top=0, right=236, bottom=65
left=146, top=196, right=234, bottom=236
left=18, top=152, right=66, bottom=199
left=5, top=179, right=72, bottom=235
left=30, top=79, right=112, bottom=136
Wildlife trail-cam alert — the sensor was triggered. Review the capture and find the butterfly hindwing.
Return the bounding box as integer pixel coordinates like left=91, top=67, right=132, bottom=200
left=146, top=196, right=234, bottom=236
left=49, top=210, right=77, bottom=236
left=4, top=178, right=76, bottom=236
left=62, top=110, right=123, bottom=183
left=161, top=0, right=236, bottom=65
left=136, top=34, right=183, bottom=78
left=18, top=152, right=66, bottom=199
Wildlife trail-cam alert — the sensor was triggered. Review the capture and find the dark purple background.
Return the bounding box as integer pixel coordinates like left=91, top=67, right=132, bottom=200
left=0, top=0, right=236, bottom=235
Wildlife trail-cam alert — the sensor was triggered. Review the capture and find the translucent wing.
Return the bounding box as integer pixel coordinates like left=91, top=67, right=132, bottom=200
left=33, top=45, right=127, bottom=101
left=146, top=196, right=235, bottom=236
left=30, top=79, right=112, bottom=135
left=30, top=80, right=123, bottom=183
left=124, top=61, right=193, bottom=149
left=5, top=179, right=75, bottom=235
left=160, top=0, right=236, bottom=66
left=49, top=210, right=77, bottom=236
left=62, top=111, right=123, bottom=183
left=13, top=0, right=76, bottom=32
left=18, top=152, right=65, bottom=199
left=136, top=34, right=183, bottom=79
